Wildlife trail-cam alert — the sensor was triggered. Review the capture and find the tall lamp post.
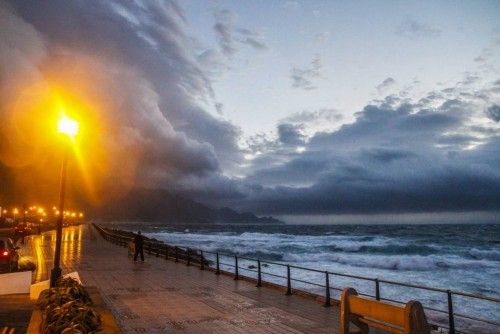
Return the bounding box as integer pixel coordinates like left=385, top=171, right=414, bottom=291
left=13, top=208, right=18, bottom=223
left=50, top=116, right=79, bottom=287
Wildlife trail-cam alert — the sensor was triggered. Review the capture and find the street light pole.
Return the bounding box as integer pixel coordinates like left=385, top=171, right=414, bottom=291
left=50, top=146, right=68, bottom=287
left=49, top=115, right=78, bottom=288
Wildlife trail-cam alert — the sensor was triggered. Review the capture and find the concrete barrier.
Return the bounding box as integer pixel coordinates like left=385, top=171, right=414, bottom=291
left=0, top=271, right=32, bottom=295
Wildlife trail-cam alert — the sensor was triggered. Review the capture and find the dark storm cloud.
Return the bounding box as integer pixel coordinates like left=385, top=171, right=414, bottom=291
left=277, top=123, right=305, bottom=145
left=486, top=104, right=500, bottom=122
left=242, top=164, right=500, bottom=214
left=290, top=54, right=322, bottom=90
left=363, top=148, right=413, bottom=163
left=231, top=91, right=500, bottom=215
left=1, top=1, right=243, bottom=201
left=247, top=155, right=331, bottom=187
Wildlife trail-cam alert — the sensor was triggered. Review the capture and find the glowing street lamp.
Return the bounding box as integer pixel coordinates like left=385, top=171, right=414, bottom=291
left=50, top=115, right=79, bottom=287
left=57, top=116, right=79, bottom=136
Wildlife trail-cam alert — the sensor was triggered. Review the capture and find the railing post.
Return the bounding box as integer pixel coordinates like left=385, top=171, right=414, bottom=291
left=216, top=253, right=220, bottom=275
left=286, top=265, right=292, bottom=295
left=156, top=244, right=160, bottom=257
left=324, top=271, right=331, bottom=307
left=175, top=247, right=179, bottom=262
left=165, top=245, right=169, bottom=260
left=234, top=255, right=239, bottom=280
left=256, top=260, right=262, bottom=287
left=375, top=278, right=380, bottom=300
left=187, top=249, right=191, bottom=266
left=200, top=250, right=204, bottom=270
left=447, top=290, right=455, bottom=334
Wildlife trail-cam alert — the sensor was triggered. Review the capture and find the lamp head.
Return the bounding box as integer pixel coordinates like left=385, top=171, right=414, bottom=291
left=57, top=116, right=79, bottom=137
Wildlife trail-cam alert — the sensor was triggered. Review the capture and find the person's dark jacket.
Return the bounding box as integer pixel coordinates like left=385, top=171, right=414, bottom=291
left=134, top=234, right=144, bottom=248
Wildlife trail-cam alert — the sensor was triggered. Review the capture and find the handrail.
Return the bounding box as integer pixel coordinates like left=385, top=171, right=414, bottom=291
left=93, top=224, right=499, bottom=334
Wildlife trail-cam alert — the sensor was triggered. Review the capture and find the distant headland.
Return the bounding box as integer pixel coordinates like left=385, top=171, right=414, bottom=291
left=91, top=188, right=283, bottom=224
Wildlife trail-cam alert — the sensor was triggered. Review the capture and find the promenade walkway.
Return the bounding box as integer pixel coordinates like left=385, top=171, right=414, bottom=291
left=22, top=224, right=340, bottom=334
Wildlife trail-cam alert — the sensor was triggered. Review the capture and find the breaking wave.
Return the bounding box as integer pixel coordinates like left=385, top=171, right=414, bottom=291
left=283, top=252, right=492, bottom=271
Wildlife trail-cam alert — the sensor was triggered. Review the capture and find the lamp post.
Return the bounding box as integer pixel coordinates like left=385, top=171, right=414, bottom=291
left=50, top=116, right=79, bottom=287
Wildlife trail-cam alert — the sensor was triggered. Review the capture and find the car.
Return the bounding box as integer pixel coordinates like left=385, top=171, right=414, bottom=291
left=14, top=223, right=31, bottom=235
left=0, top=237, right=20, bottom=272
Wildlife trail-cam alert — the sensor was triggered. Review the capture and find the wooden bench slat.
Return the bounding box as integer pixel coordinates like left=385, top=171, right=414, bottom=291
left=349, top=296, right=406, bottom=327
left=359, top=317, right=405, bottom=334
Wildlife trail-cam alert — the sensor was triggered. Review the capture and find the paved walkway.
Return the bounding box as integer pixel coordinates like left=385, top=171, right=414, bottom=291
left=22, top=224, right=339, bottom=334
left=0, top=293, right=34, bottom=333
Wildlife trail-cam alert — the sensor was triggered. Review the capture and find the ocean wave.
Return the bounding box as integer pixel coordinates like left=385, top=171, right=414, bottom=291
left=147, top=230, right=499, bottom=272
left=322, top=243, right=441, bottom=255
left=469, top=248, right=500, bottom=261
left=283, top=253, right=493, bottom=271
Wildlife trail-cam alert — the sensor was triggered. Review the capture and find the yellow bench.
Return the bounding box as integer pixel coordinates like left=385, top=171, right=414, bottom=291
left=340, top=287, right=430, bottom=334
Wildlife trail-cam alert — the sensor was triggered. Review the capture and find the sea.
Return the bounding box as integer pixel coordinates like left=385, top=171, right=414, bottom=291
left=106, top=222, right=499, bottom=333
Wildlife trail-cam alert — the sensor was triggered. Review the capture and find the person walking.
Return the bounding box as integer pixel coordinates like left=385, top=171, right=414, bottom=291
left=134, top=230, right=145, bottom=262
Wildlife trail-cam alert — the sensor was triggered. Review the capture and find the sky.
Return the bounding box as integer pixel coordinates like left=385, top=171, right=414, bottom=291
left=1, top=0, right=499, bottom=223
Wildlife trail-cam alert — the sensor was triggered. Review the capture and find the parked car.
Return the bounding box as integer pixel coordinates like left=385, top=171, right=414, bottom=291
left=14, top=223, right=31, bottom=235
left=0, top=237, right=19, bottom=272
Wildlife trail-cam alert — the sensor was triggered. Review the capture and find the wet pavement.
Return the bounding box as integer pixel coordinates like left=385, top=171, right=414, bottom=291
left=0, top=293, right=34, bottom=333
left=19, top=224, right=340, bottom=333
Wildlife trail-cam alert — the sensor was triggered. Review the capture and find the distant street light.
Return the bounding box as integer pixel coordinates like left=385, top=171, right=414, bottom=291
left=50, top=115, right=79, bottom=287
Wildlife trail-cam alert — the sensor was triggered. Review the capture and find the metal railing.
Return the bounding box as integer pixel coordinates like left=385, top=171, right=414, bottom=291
left=93, top=224, right=500, bottom=334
